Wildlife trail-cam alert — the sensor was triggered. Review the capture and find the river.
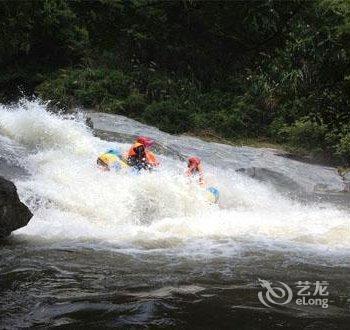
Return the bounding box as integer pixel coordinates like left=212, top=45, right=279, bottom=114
left=0, top=99, right=349, bottom=328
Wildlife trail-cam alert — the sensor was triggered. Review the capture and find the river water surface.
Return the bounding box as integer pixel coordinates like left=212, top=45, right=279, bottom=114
left=0, top=100, right=349, bottom=329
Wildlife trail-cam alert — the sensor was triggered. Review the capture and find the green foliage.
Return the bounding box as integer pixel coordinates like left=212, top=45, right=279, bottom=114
left=37, top=68, right=131, bottom=108
left=208, top=110, right=244, bottom=138
left=122, top=93, right=147, bottom=116
left=0, top=0, right=89, bottom=63
left=99, top=99, right=125, bottom=114
left=279, top=117, right=327, bottom=153
left=336, top=131, right=350, bottom=163
left=99, top=92, right=147, bottom=116
left=0, top=0, right=88, bottom=100
left=1, top=0, right=350, bottom=164
left=143, top=101, right=193, bottom=134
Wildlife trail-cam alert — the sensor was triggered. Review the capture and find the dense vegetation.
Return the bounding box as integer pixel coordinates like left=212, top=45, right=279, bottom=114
left=1, top=0, right=350, bottom=164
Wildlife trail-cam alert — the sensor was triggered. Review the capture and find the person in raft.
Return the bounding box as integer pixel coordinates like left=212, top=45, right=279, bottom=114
left=185, top=156, right=205, bottom=186
left=185, top=156, right=220, bottom=203
left=125, top=136, right=159, bottom=171
left=97, top=147, right=128, bottom=171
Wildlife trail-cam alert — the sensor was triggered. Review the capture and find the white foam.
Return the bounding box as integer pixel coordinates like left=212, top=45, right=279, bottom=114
left=0, top=99, right=349, bottom=253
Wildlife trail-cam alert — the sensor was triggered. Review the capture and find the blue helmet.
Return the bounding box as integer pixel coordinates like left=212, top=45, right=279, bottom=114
left=106, top=147, right=121, bottom=157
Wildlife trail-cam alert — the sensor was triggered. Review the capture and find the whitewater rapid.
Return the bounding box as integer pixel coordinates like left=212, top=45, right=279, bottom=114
left=0, top=99, right=349, bottom=254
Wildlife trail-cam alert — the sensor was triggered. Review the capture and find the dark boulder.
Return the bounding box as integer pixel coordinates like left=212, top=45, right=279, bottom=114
left=85, top=116, right=94, bottom=129
left=0, top=176, right=32, bottom=238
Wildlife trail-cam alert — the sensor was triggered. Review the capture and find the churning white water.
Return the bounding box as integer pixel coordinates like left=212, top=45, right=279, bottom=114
left=0, top=99, right=349, bottom=253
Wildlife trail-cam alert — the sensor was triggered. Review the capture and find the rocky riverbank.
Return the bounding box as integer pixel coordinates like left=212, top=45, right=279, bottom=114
left=0, top=176, right=32, bottom=238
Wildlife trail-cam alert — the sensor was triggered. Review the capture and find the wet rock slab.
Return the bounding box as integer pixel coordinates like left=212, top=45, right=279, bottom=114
left=88, top=112, right=345, bottom=193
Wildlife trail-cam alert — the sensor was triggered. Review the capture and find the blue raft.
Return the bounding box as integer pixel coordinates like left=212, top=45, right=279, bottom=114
left=207, top=186, right=220, bottom=203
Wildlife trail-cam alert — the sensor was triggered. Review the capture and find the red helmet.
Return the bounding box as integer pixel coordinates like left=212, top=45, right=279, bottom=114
left=188, top=156, right=201, bottom=169
left=136, top=136, right=154, bottom=148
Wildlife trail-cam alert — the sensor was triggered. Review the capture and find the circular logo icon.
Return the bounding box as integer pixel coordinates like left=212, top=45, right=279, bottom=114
left=258, top=278, right=293, bottom=307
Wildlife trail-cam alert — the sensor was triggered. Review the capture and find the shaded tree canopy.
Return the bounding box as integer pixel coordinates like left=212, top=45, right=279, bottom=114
left=1, top=0, right=350, bottom=164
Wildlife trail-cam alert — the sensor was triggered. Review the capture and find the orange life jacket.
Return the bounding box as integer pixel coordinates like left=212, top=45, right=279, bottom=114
left=126, top=143, right=159, bottom=167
